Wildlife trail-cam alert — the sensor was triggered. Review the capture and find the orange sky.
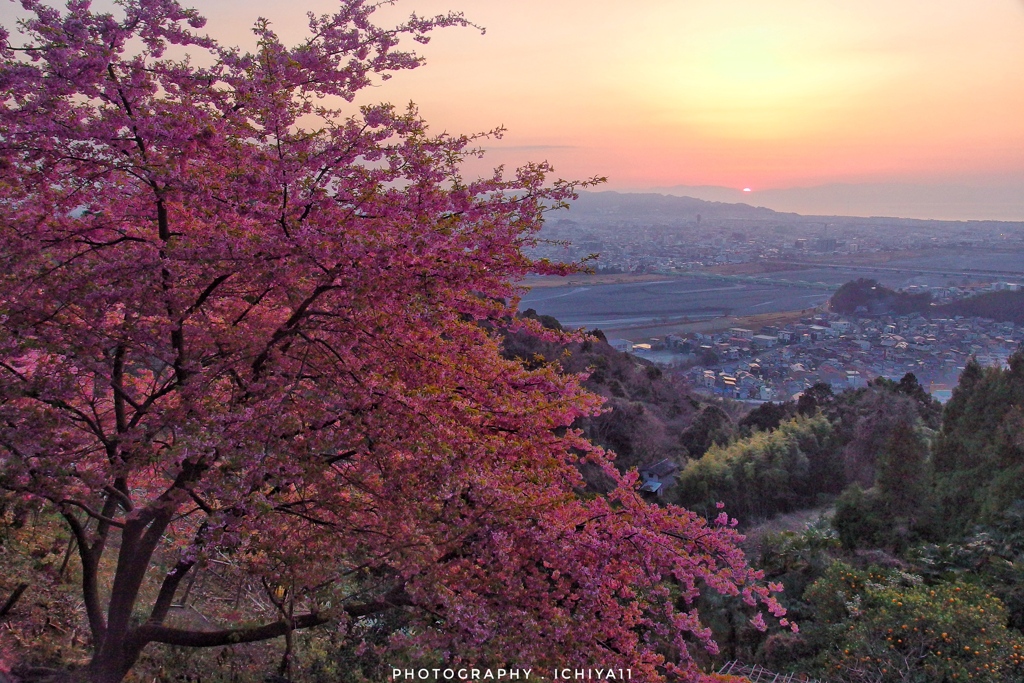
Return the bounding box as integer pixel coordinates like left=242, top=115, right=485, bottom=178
left=206, top=0, right=1024, bottom=198
left=5, top=0, right=1024, bottom=217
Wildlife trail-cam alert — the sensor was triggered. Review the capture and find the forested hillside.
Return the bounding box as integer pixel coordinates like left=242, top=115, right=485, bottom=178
left=939, top=290, right=1024, bottom=325
left=831, top=277, right=1024, bottom=324
left=830, top=278, right=933, bottom=315
left=679, top=347, right=1024, bottom=682
left=4, top=284, right=1021, bottom=682
left=507, top=310, right=741, bottom=477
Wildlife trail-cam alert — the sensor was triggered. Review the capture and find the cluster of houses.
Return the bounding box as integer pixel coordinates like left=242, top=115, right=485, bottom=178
left=619, top=311, right=1021, bottom=403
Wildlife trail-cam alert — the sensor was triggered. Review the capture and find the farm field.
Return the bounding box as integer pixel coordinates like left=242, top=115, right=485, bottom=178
left=519, top=249, right=1024, bottom=336
left=519, top=277, right=831, bottom=332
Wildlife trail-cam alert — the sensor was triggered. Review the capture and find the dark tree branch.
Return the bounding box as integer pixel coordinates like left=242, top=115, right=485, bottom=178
left=184, top=487, right=215, bottom=514
left=251, top=283, right=342, bottom=378
left=324, top=449, right=357, bottom=465
left=112, top=343, right=130, bottom=432
left=184, top=272, right=234, bottom=318
left=0, top=583, right=29, bottom=617
left=60, top=499, right=126, bottom=529
left=95, top=482, right=128, bottom=546
left=136, top=611, right=330, bottom=647
left=60, top=509, right=107, bottom=643
left=26, top=391, right=110, bottom=448
left=148, top=560, right=195, bottom=625
left=135, top=592, right=412, bottom=648
left=103, top=484, right=134, bottom=513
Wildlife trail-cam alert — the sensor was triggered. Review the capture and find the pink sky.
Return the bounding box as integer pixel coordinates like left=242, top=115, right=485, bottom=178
left=5, top=0, right=1024, bottom=218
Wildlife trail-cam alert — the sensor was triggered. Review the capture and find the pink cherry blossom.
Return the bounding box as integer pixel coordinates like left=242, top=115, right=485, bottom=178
left=0, top=2, right=785, bottom=682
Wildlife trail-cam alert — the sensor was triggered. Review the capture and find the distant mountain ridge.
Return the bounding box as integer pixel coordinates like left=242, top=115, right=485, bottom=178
left=564, top=190, right=791, bottom=222
left=646, top=181, right=1024, bottom=222
left=565, top=190, right=1024, bottom=229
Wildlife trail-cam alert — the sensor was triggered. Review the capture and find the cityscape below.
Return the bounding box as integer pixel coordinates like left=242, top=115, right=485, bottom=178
left=521, top=190, right=1024, bottom=402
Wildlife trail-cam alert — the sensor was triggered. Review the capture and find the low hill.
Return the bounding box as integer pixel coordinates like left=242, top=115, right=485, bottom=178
left=830, top=278, right=1024, bottom=325
left=829, top=278, right=931, bottom=315
left=937, top=289, right=1024, bottom=325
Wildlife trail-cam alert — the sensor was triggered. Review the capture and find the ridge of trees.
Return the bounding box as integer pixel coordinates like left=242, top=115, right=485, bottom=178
left=672, top=345, right=1024, bottom=682
left=938, top=289, right=1024, bottom=325
left=830, top=277, right=1024, bottom=324
left=830, top=279, right=932, bottom=316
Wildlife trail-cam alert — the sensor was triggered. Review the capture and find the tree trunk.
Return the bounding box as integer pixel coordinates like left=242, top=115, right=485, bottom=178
left=85, top=647, right=142, bottom=683
left=82, top=507, right=173, bottom=683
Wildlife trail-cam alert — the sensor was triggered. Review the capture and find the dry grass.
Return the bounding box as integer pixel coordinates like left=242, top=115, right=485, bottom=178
left=740, top=506, right=833, bottom=559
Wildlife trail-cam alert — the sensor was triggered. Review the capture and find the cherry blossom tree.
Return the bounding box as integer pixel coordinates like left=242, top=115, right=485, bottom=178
left=0, top=1, right=786, bottom=681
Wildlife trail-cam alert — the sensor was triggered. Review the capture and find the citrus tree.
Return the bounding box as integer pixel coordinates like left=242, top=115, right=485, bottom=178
left=806, top=563, right=1024, bottom=682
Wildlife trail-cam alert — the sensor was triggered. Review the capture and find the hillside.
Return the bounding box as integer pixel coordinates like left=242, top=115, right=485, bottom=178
left=565, top=190, right=792, bottom=222
left=506, top=310, right=744, bottom=479
left=937, top=289, right=1024, bottom=324
left=830, top=278, right=1024, bottom=325
left=829, top=278, right=932, bottom=315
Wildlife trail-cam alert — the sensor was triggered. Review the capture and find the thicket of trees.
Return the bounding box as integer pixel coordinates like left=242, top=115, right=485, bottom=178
left=677, top=347, right=1024, bottom=682
left=673, top=415, right=838, bottom=520
left=829, top=279, right=932, bottom=315
left=830, top=277, right=1024, bottom=325
left=938, top=290, right=1024, bottom=325
left=675, top=374, right=940, bottom=530
left=934, top=352, right=1024, bottom=534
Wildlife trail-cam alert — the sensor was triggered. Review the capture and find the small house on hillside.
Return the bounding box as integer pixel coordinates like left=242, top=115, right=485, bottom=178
left=639, top=459, right=680, bottom=498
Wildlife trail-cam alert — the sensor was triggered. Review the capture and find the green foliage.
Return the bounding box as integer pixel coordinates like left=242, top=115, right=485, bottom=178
left=832, top=485, right=891, bottom=550
left=674, top=415, right=837, bottom=522
left=796, top=382, right=834, bottom=417
left=830, top=383, right=937, bottom=489
left=907, top=503, right=1024, bottom=631
left=738, top=401, right=795, bottom=437
left=934, top=349, right=1024, bottom=535
left=755, top=519, right=842, bottom=626
left=679, top=404, right=735, bottom=459
left=693, top=520, right=838, bottom=666
left=875, top=422, right=934, bottom=528
left=805, top=563, right=1024, bottom=683
left=832, top=420, right=935, bottom=552
left=869, top=373, right=943, bottom=427
left=758, top=519, right=841, bottom=582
